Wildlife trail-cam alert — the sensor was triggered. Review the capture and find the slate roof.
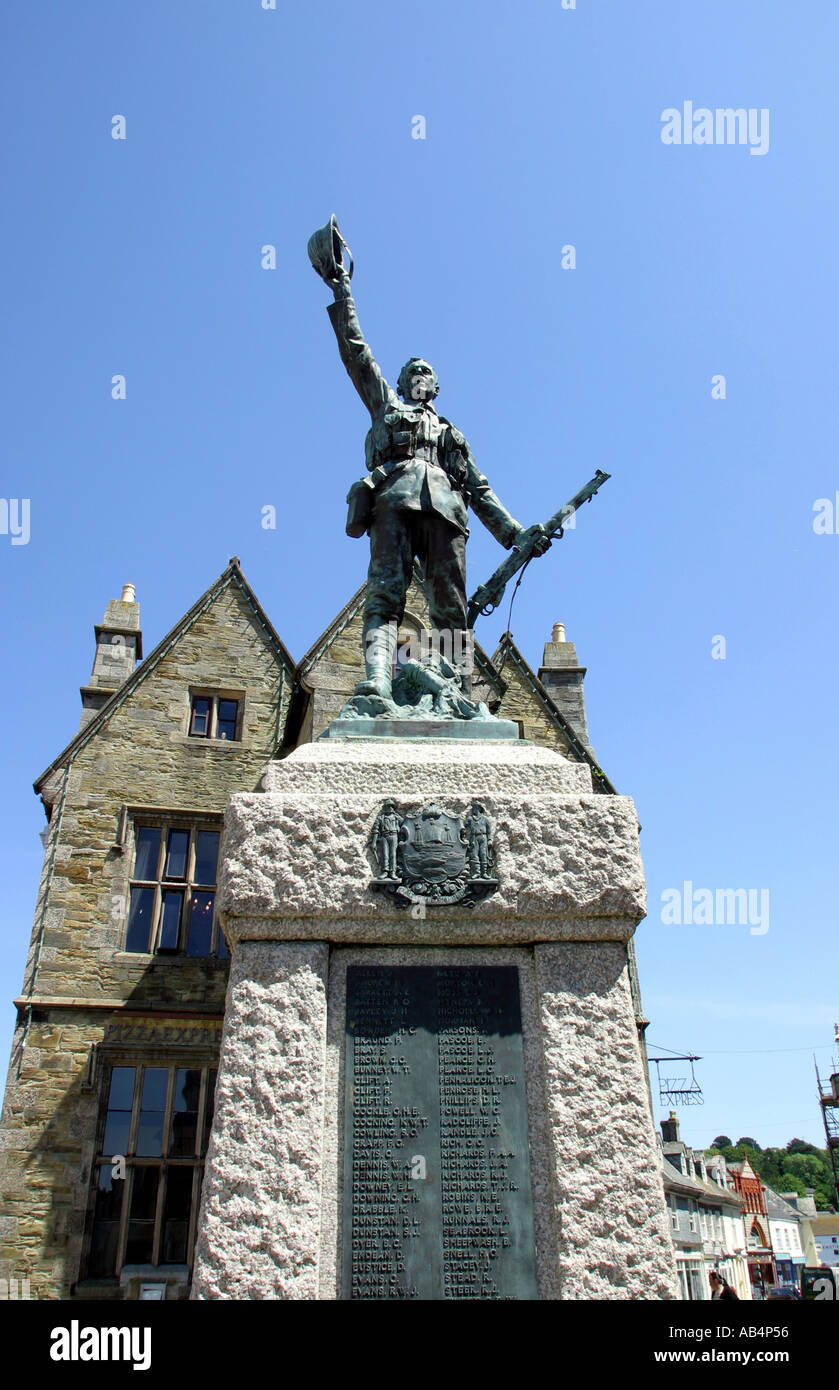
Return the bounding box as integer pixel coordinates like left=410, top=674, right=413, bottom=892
left=763, top=1188, right=803, bottom=1223
left=661, top=1150, right=744, bottom=1208
left=661, top=1156, right=709, bottom=1199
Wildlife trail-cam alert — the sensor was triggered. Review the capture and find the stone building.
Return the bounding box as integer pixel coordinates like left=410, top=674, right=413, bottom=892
left=0, top=558, right=642, bottom=1301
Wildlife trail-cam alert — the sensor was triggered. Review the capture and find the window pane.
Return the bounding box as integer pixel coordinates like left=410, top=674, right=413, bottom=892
left=88, top=1164, right=124, bottom=1277
left=136, top=1115, right=165, bottom=1158
left=190, top=697, right=210, bottom=736
left=162, top=1167, right=193, bottom=1263
left=102, top=1067, right=135, bottom=1155
left=108, top=1066, right=136, bottom=1111
left=216, top=699, right=238, bottom=740
left=88, top=1221, right=121, bottom=1278
left=130, top=1164, right=160, bottom=1219
left=217, top=928, right=228, bottom=960
left=170, top=1069, right=200, bottom=1156
left=157, top=890, right=183, bottom=951
left=186, top=891, right=214, bottom=957
left=202, top=1070, right=217, bottom=1154
left=125, top=1167, right=160, bottom=1264
left=172, top=1068, right=200, bottom=1114
left=94, top=1163, right=123, bottom=1216
left=165, top=830, right=189, bottom=880
left=102, top=1110, right=131, bottom=1156
left=126, top=887, right=155, bottom=953
left=141, top=1068, right=169, bottom=1112
left=194, top=831, right=220, bottom=886
left=134, top=827, right=161, bottom=881
left=136, top=1068, right=168, bottom=1156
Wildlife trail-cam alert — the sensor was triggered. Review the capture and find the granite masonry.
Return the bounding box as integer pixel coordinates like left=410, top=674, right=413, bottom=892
left=190, top=738, right=679, bottom=1300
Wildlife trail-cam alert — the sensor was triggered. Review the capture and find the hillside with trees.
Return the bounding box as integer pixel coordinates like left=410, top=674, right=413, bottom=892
left=709, top=1136, right=836, bottom=1210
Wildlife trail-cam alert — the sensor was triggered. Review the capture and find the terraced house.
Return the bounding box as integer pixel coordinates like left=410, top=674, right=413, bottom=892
left=0, top=558, right=634, bottom=1300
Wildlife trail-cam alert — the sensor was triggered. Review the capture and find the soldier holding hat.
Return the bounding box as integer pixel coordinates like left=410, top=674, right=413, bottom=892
left=309, top=217, right=549, bottom=702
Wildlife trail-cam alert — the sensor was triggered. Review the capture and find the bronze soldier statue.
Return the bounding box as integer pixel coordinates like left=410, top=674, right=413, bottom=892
left=372, top=799, right=402, bottom=879
left=309, top=217, right=549, bottom=704
left=464, top=800, right=493, bottom=880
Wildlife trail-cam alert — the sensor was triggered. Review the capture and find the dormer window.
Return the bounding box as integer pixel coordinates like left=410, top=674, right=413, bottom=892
left=189, top=693, right=241, bottom=741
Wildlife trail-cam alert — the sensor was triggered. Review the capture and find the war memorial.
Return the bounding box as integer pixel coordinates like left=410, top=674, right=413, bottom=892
left=0, top=219, right=679, bottom=1301
left=190, top=221, right=679, bottom=1300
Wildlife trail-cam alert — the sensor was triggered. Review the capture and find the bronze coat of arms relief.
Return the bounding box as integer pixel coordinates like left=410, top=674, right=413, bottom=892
left=370, top=800, right=499, bottom=908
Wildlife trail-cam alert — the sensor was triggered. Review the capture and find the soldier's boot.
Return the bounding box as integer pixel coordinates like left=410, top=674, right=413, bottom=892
left=355, top=619, right=397, bottom=699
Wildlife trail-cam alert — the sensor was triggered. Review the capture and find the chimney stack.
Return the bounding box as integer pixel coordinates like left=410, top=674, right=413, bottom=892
left=660, top=1111, right=680, bottom=1144
left=79, top=583, right=143, bottom=729
left=537, top=621, right=591, bottom=745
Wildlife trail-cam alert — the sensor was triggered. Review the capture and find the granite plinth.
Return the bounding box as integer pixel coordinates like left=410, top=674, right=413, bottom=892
left=219, top=740, right=644, bottom=944
left=192, top=737, right=679, bottom=1300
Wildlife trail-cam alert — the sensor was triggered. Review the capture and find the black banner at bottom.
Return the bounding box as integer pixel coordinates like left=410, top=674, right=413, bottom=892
left=0, top=1295, right=830, bottom=1377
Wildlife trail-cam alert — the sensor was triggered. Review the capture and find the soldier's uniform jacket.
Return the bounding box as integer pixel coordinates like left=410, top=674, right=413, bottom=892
left=374, top=810, right=401, bottom=839
left=328, top=291, right=520, bottom=548
left=467, top=812, right=491, bottom=844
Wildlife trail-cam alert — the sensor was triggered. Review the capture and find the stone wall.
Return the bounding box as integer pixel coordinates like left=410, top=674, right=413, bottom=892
left=0, top=578, right=291, bottom=1299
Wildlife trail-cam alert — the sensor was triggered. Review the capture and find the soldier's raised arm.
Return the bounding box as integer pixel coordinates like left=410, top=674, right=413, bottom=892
left=325, top=271, right=393, bottom=419
left=308, top=216, right=393, bottom=418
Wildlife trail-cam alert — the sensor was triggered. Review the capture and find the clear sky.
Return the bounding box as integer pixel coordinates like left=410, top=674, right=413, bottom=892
left=1, top=1, right=837, bottom=1149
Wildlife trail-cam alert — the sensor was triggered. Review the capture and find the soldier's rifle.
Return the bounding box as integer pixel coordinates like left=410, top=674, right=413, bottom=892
left=466, top=469, right=611, bottom=629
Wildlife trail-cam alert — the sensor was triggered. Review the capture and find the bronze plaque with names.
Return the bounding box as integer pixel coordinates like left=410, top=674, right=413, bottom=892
left=343, top=965, right=538, bottom=1300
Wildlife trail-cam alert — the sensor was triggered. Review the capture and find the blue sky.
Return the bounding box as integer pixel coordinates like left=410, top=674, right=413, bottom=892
left=1, top=1, right=837, bottom=1148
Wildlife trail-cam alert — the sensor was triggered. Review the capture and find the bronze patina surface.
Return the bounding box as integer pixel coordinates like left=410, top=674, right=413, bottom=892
left=343, top=965, right=538, bottom=1300
left=309, top=217, right=550, bottom=724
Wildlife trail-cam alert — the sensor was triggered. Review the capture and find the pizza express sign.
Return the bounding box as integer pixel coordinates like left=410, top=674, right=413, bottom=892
left=103, top=1020, right=223, bottom=1048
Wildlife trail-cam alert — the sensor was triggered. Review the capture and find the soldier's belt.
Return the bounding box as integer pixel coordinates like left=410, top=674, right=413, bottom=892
left=379, top=449, right=439, bottom=467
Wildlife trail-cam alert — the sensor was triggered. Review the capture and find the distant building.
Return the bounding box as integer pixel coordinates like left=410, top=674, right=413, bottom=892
left=660, top=1114, right=750, bottom=1299
left=777, top=1189, right=819, bottom=1269
left=661, top=1157, right=707, bottom=1299
left=727, top=1159, right=776, bottom=1298
left=703, top=1152, right=752, bottom=1300
left=812, top=1214, right=839, bottom=1268
left=763, top=1188, right=806, bottom=1291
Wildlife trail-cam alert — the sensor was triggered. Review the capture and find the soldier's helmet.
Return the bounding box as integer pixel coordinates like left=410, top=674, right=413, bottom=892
left=397, top=358, right=439, bottom=401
